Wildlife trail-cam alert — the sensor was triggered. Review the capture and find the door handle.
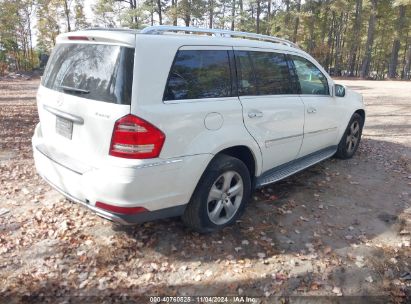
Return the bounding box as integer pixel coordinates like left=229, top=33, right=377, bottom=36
left=248, top=110, right=263, bottom=118
left=307, top=107, right=317, bottom=114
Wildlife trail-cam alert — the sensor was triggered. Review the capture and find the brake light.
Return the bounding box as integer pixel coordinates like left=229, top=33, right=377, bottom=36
left=109, top=114, right=165, bottom=159
left=95, top=201, right=148, bottom=215
left=68, top=36, right=89, bottom=41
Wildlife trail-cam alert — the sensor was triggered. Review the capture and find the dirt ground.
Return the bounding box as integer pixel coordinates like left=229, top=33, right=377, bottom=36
left=0, top=79, right=410, bottom=303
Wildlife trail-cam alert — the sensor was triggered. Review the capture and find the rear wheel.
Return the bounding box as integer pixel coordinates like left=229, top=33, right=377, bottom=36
left=335, top=113, right=363, bottom=159
left=182, top=154, right=251, bottom=233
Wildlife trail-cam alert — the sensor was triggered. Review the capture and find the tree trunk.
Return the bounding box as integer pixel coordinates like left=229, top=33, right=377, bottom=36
left=63, top=0, right=71, bottom=32
left=256, top=0, right=261, bottom=34
left=172, top=0, right=178, bottom=26
left=231, top=0, right=235, bottom=31
left=355, top=44, right=362, bottom=76
left=130, top=0, right=138, bottom=25
left=400, top=32, right=408, bottom=79
left=341, top=12, right=349, bottom=56
left=404, top=42, right=411, bottom=80
left=325, top=12, right=335, bottom=72
left=360, top=0, right=377, bottom=79
left=388, top=5, right=406, bottom=79
left=292, top=0, right=301, bottom=43
left=221, top=0, right=226, bottom=28
left=209, top=0, right=213, bottom=28
left=329, top=13, right=336, bottom=70
left=157, top=0, right=163, bottom=25
left=376, top=17, right=387, bottom=78
left=348, top=0, right=362, bottom=76
left=182, top=0, right=190, bottom=26
left=27, top=8, right=34, bottom=68
left=307, top=10, right=316, bottom=53
left=334, top=13, right=344, bottom=76
left=239, top=0, right=243, bottom=30
left=150, top=0, right=154, bottom=26
left=267, top=0, right=272, bottom=34
left=320, top=0, right=330, bottom=43
left=284, top=0, right=290, bottom=27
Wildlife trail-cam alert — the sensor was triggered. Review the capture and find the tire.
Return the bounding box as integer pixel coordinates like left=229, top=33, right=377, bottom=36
left=335, top=113, right=364, bottom=159
left=182, top=154, right=251, bottom=233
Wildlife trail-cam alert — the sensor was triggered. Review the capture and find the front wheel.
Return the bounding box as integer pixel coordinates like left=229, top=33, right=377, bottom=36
left=182, top=154, right=251, bottom=233
left=335, top=113, right=364, bottom=159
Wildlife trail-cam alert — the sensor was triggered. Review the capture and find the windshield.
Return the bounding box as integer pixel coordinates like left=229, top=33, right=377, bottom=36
left=42, top=43, right=134, bottom=105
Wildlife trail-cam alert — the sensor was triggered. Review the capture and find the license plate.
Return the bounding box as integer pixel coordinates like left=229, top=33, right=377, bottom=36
left=56, top=116, right=73, bottom=139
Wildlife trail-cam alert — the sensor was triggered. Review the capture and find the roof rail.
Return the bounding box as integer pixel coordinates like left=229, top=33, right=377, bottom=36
left=140, top=25, right=298, bottom=49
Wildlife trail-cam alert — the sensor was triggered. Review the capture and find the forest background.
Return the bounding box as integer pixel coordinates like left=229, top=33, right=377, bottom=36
left=1, top=0, right=411, bottom=80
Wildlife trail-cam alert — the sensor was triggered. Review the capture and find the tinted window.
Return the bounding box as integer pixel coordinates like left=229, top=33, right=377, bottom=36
left=42, top=43, right=134, bottom=105
left=164, top=50, right=232, bottom=101
left=235, top=51, right=257, bottom=95
left=291, top=55, right=329, bottom=95
left=251, top=52, right=294, bottom=95
left=235, top=51, right=294, bottom=96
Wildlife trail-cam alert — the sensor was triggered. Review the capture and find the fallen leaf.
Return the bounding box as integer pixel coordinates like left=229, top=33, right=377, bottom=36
left=332, top=286, right=342, bottom=296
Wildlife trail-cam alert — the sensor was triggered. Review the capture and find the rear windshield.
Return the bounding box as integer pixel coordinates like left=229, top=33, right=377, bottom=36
left=42, top=43, right=134, bottom=105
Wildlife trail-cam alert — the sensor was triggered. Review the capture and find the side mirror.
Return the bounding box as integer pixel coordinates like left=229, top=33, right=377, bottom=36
left=335, top=84, right=346, bottom=97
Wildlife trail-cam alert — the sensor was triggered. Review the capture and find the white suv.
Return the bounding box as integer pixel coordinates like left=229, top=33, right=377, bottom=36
left=32, top=26, right=365, bottom=232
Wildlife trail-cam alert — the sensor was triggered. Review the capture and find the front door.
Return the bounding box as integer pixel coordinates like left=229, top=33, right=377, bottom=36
left=290, top=54, right=341, bottom=157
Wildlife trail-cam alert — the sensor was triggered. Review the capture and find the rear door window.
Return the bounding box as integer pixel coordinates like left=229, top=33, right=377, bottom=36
left=235, top=51, right=295, bottom=96
left=42, top=43, right=135, bottom=105
left=235, top=51, right=257, bottom=95
left=164, top=50, right=232, bottom=101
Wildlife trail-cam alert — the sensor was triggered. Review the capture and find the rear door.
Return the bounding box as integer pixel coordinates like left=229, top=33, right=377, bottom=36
left=36, top=34, right=135, bottom=168
left=234, top=48, right=305, bottom=172
left=289, top=54, right=340, bottom=157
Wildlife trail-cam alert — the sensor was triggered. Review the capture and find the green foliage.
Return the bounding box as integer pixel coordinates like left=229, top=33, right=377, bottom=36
left=74, top=0, right=90, bottom=30
left=1, top=0, right=411, bottom=78
left=90, top=0, right=411, bottom=78
left=93, top=0, right=118, bottom=27
left=0, top=0, right=37, bottom=71
left=36, top=0, right=60, bottom=53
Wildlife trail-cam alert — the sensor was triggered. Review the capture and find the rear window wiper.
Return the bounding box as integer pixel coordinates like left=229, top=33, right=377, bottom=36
left=58, top=85, right=90, bottom=94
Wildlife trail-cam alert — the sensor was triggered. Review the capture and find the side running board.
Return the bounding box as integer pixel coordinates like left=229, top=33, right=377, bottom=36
left=256, top=146, right=337, bottom=188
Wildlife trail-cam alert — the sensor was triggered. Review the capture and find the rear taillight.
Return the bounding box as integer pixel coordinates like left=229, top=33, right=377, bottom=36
left=109, top=114, right=165, bottom=159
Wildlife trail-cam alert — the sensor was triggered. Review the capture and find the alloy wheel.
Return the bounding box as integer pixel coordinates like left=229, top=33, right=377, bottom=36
left=207, top=171, right=244, bottom=225
left=346, top=120, right=360, bottom=154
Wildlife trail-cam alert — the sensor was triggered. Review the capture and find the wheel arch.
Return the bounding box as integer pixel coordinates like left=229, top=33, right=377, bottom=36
left=354, top=109, right=366, bottom=126
left=212, top=145, right=258, bottom=185
left=337, top=108, right=366, bottom=144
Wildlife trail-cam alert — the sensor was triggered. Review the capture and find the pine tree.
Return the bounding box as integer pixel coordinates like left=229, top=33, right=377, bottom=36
left=74, top=0, right=89, bottom=30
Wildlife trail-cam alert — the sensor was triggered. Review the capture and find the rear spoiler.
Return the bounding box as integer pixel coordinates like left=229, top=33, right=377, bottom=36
left=57, top=30, right=135, bottom=48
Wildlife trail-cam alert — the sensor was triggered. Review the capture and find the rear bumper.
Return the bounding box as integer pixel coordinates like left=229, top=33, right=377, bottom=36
left=32, top=124, right=212, bottom=225
left=40, top=175, right=186, bottom=225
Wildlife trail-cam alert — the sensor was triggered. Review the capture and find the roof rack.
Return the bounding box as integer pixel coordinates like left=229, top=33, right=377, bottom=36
left=140, top=25, right=299, bottom=49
